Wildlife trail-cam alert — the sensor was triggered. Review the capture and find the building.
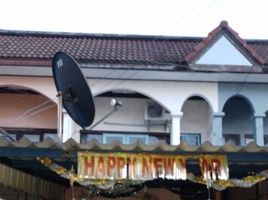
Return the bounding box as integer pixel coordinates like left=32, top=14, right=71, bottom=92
left=0, top=21, right=268, bottom=199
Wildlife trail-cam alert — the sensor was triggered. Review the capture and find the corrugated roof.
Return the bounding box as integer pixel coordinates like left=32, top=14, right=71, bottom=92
left=1, top=137, right=267, bottom=154
left=0, top=137, right=267, bottom=188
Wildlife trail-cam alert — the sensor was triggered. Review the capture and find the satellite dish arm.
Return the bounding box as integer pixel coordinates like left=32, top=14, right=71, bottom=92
left=89, top=99, right=122, bottom=130
left=88, top=109, right=116, bottom=130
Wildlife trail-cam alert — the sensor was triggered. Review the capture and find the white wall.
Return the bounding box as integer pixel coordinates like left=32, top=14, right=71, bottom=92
left=196, top=35, right=252, bottom=66
left=91, top=97, right=169, bottom=133
left=181, top=99, right=212, bottom=143
left=0, top=75, right=219, bottom=144
left=90, top=79, right=218, bottom=115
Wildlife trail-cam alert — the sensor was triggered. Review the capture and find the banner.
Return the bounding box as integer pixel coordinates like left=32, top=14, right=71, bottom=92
left=78, top=152, right=229, bottom=181
left=199, top=155, right=229, bottom=181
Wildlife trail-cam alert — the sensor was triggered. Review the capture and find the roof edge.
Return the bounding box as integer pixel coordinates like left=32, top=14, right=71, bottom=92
left=0, top=28, right=203, bottom=41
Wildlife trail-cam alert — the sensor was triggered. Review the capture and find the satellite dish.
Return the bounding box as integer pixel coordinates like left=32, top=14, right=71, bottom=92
left=52, top=52, right=95, bottom=128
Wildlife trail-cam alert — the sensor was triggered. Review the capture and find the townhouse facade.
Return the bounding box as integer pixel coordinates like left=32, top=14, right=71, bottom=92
left=1, top=21, right=268, bottom=148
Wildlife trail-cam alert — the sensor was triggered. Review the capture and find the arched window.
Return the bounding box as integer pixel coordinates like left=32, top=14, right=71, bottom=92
left=222, top=96, right=254, bottom=145
left=181, top=96, right=213, bottom=145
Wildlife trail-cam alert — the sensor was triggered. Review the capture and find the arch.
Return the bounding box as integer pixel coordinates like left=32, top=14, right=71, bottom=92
left=0, top=84, right=56, bottom=103
left=263, top=111, right=268, bottom=145
left=180, top=94, right=213, bottom=144
left=93, top=88, right=175, bottom=135
left=222, top=95, right=255, bottom=145
left=0, top=76, right=57, bottom=103
left=95, top=87, right=171, bottom=112
left=180, top=93, right=214, bottom=113
left=222, top=94, right=255, bottom=113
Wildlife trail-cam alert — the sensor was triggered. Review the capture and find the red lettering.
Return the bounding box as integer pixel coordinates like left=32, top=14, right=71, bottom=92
left=154, top=158, right=163, bottom=176
left=128, top=157, right=137, bottom=178
left=178, top=158, right=186, bottom=171
left=200, top=158, right=212, bottom=179
left=83, top=156, right=95, bottom=176
left=117, top=157, right=126, bottom=177
left=107, top=157, right=116, bottom=177
left=142, top=158, right=149, bottom=177
left=211, top=158, right=221, bottom=178
left=96, top=156, right=105, bottom=177
left=201, top=158, right=208, bottom=174
left=164, top=158, right=175, bottom=176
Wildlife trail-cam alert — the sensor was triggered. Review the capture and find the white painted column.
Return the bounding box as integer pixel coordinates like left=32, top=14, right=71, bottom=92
left=62, top=110, right=78, bottom=143
left=170, top=112, right=183, bottom=145
left=254, top=113, right=265, bottom=146
left=212, top=112, right=225, bottom=145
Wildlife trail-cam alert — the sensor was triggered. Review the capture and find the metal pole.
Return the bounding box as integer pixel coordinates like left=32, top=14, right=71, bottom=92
left=89, top=108, right=116, bottom=130
left=57, top=92, right=63, bottom=143
left=89, top=99, right=122, bottom=130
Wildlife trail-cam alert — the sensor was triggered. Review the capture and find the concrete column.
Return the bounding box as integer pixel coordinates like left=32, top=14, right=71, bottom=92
left=62, top=110, right=77, bottom=143
left=212, top=112, right=225, bottom=145
left=254, top=113, right=265, bottom=146
left=170, top=112, right=183, bottom=145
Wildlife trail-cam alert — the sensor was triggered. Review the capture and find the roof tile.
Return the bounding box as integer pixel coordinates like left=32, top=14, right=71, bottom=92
left=0, top=21, right=267, bottom=69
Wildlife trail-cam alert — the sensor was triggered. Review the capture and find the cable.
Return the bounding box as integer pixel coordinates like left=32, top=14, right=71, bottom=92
left=164, top=0, right=220, bottom=36
left=14, top=104, right=56, bottom=121
left=4, top=101, right=56, bottom=125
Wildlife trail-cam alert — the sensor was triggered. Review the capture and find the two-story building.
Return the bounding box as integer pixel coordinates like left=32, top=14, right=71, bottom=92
left=0, top=21, right=267, bottom=199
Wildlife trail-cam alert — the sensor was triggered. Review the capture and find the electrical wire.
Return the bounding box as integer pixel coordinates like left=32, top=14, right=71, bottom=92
left=4, top=100, right=56, bottom=125
left=164, top=0, right=220, bottom=36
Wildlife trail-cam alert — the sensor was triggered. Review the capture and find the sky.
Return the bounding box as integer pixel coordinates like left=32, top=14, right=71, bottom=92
left=0, top=0, right=268, bottom=39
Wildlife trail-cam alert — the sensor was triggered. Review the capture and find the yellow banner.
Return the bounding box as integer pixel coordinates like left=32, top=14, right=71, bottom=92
left=199, top=155, right=229, bottom=181
left=78, top=152, right=228, bottom=181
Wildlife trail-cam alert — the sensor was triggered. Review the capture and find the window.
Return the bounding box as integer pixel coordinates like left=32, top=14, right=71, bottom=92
left=181, top=133, right=201, bottom=146
left=224, top=134, right=240, bottom=145
left=44, top=133, right=58, bottom=142
left=264, top=135, right=268, bottom=146
left=103, top=133, right=149, bottom=144
left=224, top=134, right=256, bottom=146
left=80, top=134, right=102, bottom=144
left=23, top=134, right=40, bottom=142
left=245, top=135, right=254, bottom=145
left=128, top=135, right=149, bottom=144
left=104, top=134, right=124, bottom=144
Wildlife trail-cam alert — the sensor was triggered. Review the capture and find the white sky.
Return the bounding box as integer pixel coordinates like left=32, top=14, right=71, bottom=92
left=0, top=0, right=268, bottom=39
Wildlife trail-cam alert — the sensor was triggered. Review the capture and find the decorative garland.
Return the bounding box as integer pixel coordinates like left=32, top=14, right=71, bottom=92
left=187, top=170, right=268, bottom=191
left=37, top=157, right=268, bottom=193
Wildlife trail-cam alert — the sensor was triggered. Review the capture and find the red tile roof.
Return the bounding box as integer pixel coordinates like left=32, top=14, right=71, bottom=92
left=0, top=21, right=268, bottom=70
left=0, top=31, right=200, bottom=67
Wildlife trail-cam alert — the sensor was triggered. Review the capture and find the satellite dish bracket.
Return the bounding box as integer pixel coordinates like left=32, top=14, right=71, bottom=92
left=60, top=84, right=78, bottom=103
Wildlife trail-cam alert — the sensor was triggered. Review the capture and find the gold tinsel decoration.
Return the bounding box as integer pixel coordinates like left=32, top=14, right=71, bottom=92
left=37, top=157, right=268, bottom=191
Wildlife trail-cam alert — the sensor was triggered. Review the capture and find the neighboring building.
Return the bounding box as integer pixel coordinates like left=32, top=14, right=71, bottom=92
left=0, top=21, right=268, bottom=199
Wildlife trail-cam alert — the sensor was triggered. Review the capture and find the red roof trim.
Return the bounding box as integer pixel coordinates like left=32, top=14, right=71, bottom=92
left=185, top=21, right=265, bottom=65
left=0, top=58, right=51, bottom=66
